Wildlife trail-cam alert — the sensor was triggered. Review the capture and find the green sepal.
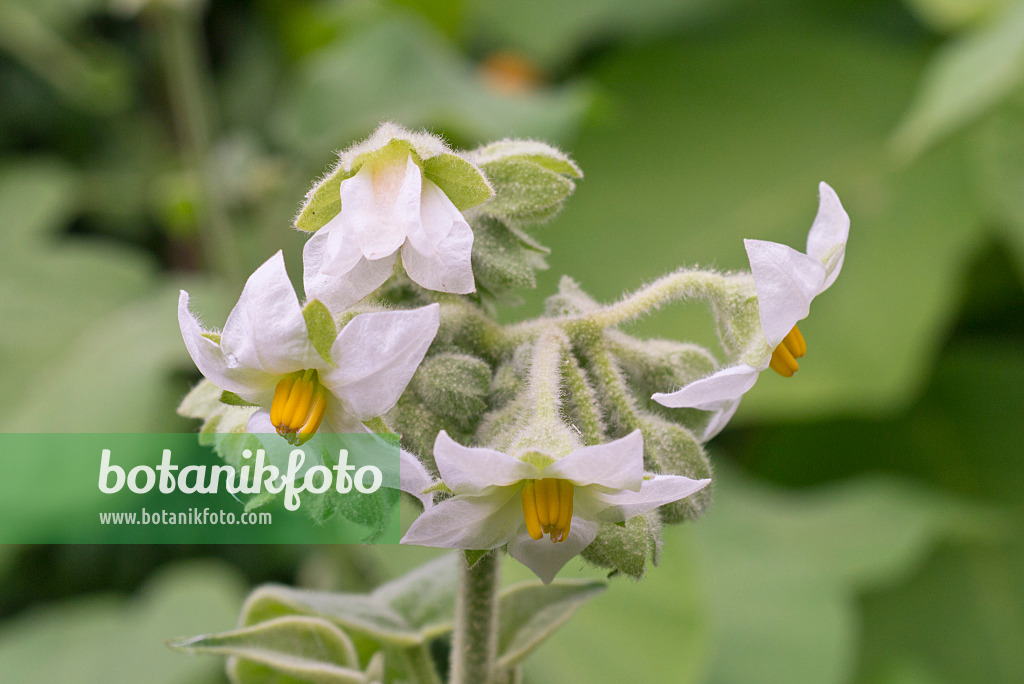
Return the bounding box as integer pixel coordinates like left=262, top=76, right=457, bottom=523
left=294, top=164, right=355, bottom=233
left=201, top=331, right=221, bottom=344
left=302, top=299, right=337, bottom=365
left=422, top=153, right=494, bottom=211
left=422, top=481, right=453, bottom=495
left=220, top=390, right=259, bottom=407
left=471, top=139, right=582, bottom=178
left=464, top=549, right=490, bottom=569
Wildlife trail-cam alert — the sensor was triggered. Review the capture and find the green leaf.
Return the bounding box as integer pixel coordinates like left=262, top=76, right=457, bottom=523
left=0, top=561, right=246, bottom=684
left=238, top=554, right=461, bottom=648
left=274, top=14, right=592, bottom=156
left=495, top=579, right=607, bottom=670
left=303, top=299, right=337, bottom=365
left=170, top=616, right=365, bottom=684
left=422, top=153, right=494, bottom=210
left=221, top=390, right=259, bottom=407
left=893, top=1, right=1024, bottom=158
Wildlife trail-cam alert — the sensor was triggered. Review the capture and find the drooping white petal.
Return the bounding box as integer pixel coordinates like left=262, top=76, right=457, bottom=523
left=543, top=430, right=644, bottom=492
left=582, top=475, right=711, bottom=523
left=320, top=218, right=365, bottom=277
left=399, top=449, right=435, bottom=509
left=342, top=156, right=423, bottom=260
left=303, top=230, right=396, bottom=312
left=220, top=251, right=322, bottom=376
left=402, top=218, right=475, bottom=295
left=400, top=488, right=524, bottom=550
left=701, top=397, right=743, bottom=441
left=321, top=304, right=440, bottom=420
left=652, top=363, right=761, bottom=410
left=745, top=239, right=827, bottom=348
left=178, top=290, right=276, bottom=400
left=805, top=182, right=849, bottom=290
left=432, top=430, right=539, bottom=495
left=406, top=179, right=461, bottom=253
left=506, top=518, right=600, bottom=584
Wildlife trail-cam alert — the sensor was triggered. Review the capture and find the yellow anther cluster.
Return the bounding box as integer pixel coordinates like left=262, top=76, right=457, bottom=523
left=768, top=325, right=807, bottom=378
left=270, top=370, right=327, bottom=445
left=521, top=478, right=574, bottom=543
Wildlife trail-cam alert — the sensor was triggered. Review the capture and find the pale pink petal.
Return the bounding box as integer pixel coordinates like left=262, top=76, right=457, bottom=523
left=303, top=230, right=396, bottom=312
left=402, top=217, right=475, bottom=294
left=806, top=182, right=849, bottom=290
left=400, top=489, right=524, bottom=550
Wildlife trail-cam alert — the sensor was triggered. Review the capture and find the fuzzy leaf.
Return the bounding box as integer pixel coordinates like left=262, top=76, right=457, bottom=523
left=409, top=352, right=492, bottom=431
left=580, top=513, right=662, bottom=580
left=495, top=579, right=607, bottom=670
left=478, top=157, right=575, bottom=223
left=170, top=616, right=364, bottom=684
left=471, top=139, right=582, bottom=177
left=638, top=415, right=713, bottom=523
left=464, top=549, right=490, bottom=569
left=471, top=217, right=540, bottom=295
left=302, top=299, right=337, bottom=365
left=422, top=153, right=494, bottom=210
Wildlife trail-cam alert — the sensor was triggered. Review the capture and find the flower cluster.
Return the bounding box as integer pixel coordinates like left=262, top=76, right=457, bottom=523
left=178, top=122, right=849, bottom=584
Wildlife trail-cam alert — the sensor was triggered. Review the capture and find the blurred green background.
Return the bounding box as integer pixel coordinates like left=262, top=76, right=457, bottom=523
left=1, top=0, right=1023, bottom=681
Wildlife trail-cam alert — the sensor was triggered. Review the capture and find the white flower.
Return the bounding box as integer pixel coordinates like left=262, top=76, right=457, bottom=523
left=400, top=430, right=710, bottom=583
left=178, top=251, right=439, bottom=443
left=301, top=125, right=493, bottom=311
left=652, top=182, right=849, bottom=440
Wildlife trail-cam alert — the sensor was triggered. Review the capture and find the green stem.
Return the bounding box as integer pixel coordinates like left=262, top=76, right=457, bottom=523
left=155, top=4, right=243, bottom=283
left=402, top=643, right=442, bottom=684
left=450, top=552, right=500, bottom=684
left=585, top=269, right=743, bottom=328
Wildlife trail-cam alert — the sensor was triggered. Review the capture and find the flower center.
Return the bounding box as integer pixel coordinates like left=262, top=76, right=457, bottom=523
left=768, top=325, right=807, bottom=377
left=270, top=369, right=327, bottom=446
left=521, top=478, right=574, bottom=543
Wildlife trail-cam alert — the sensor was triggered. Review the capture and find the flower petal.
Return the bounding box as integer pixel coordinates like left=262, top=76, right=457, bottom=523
left=745, top=239, right=827, bottom=348
left=220, top=251, right=321, bottom=376
left=805, top=182, right=849, bottom=290
left=507, top=518, right=599, bottom=584
left=400, top=488, right=524, bottom=550
left=406, top=179, right=459, bottom=253
left=344, top=156, right=422, bottom=260
left=178, top=290, right=276, bottom=399
left=431, top=430, right=539, bottom=495
left=320, top=218, right=365, bottom=278
left=402, top=215, right=475, bottom=294
left=321, top=304, right=440, bottom=419
left=246, top=409, right=275, bottom=434
left=303, top=230, right=396, bottom=312
left=700, top=396, right=742, bottom=441
left=400, top=449, right=435, bottom=509
left=584, top=475, right=711, bottom=522
left=543, top=430, right=644, bottom=491
left=652, top=363, right=761, bottom=410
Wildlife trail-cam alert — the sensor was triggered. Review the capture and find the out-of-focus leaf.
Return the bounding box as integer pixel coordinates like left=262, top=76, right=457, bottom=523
left=893, top=0, right=1024, bottom=158
left=515, top=22, right=985, bottom=420
left=274, top=14, right=592, bottom=155
left=495, top=579, right=606, bottom=669
left=465, top=0, right=730, bottom=70
left=693, top=467, right=1003, bottom=684
left=856, top=541, right=1024, bottom=684
left=969, top=97, right=1024, bottom=268
left=171, top=616, right=365, bottom=684
left=0, top=561, right=246, bottom=684
left=904, top=0, right=1012, bottom=32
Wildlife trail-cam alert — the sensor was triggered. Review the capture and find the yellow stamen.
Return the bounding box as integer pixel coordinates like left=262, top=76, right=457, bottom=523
left=769, top=325, right=805, bottom=377
left=521, top=481, right=543, bottom=540
left=522, top=478, right=574, bottom=544
left=270, top=370, right=327, bottom=444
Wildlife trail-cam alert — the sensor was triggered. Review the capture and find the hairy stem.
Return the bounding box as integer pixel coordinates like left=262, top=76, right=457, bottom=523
left=451, top=552, right=500, bottom=684
left=585, top=269, right=744, bottom=328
